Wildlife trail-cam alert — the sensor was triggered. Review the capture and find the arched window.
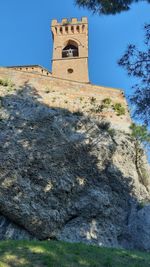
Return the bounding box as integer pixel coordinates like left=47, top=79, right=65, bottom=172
left=71, top=26, right=74, bottom=33
left=82, top=25, right=85, bottom=33
left=76, top=26, right=80, bottom=33
left=62, top=40, right=79, bottom=58
left=60, top=27, right=63, bottom=34
left=65, top=26, right=68, bottom=33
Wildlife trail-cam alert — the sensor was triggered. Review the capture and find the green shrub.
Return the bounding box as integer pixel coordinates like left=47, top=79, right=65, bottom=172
left=0, top=79, right=14, bottom=87
left=113, top=103, right=125, bottom=116
left=90, top=97, right=96, bottom=104
left=102, top=98, right=112, bottom=105
left=99, top=98, right=112, bottom=110
left=0, top=78, right=9, bottom=87
left=0, top=78, right=14, bottom=91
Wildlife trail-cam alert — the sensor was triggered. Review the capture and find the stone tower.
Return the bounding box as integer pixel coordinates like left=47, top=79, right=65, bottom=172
left=51, top=17, right=89, bottom=83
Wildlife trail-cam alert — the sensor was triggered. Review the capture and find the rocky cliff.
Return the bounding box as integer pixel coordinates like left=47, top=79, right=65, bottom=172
left=0, top=80, right=150, bottom=250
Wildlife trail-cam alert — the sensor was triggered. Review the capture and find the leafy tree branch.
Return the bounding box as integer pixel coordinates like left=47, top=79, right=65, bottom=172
left=75, top=0, right=150, bottom=15
left=119, top=24, right=150, bottom=126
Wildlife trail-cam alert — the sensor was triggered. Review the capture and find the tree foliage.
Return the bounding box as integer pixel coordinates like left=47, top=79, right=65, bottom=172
left=130, top=123, right=150, bottom=178
left=75, top=0, right=150, bottom=15
left=118, top=24, right=150, bottom=126
left=130, top=123, right=150, bottom=144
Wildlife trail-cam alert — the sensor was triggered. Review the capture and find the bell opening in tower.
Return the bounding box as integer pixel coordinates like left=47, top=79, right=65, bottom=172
left=62, top=40, right=79, bottom=58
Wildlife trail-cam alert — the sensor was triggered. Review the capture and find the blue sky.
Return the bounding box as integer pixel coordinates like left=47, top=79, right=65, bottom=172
left=0, top=0, right=149, bottom=98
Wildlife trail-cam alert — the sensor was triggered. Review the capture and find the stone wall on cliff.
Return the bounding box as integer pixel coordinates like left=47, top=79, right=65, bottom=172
left=0, top=67, right=131, bottom=132
left=0, top=74, right=150, bottom=250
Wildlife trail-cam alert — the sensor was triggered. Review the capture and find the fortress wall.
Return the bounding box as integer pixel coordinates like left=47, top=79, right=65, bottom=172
left=0, top=67, right=131, bottom=131
left=6, top=66, right=52, bottom=76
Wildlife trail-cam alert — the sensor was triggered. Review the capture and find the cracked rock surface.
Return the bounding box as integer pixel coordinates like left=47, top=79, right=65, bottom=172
left=0, top=83, right=150, bottom=250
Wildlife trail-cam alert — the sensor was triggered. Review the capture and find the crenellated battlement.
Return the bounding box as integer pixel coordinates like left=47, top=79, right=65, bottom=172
left=51, top=17, right=88, bottom=26
left=51, top=17, right=88, bottom=36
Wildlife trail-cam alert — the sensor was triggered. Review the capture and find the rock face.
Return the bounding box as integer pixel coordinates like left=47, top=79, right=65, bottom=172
left=127, top=205, right=150, bottom=250
left=0, top=215, right=33, bottom=240
left=0, top=83, right=150, bottom=250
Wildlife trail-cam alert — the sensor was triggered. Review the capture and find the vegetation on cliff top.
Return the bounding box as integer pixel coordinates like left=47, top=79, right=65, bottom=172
left=0, top=240, right=150, bottom=267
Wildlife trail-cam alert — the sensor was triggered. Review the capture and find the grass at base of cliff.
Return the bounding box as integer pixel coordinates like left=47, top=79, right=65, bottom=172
left=0, top=240, right=149, bottom=267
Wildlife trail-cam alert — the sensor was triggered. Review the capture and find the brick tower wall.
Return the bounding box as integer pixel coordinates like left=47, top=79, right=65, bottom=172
left=51, top=17, right=89, bottom=83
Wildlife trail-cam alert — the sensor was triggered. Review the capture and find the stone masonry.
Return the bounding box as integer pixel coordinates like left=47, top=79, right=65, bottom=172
left=0, top=67, right=131, bottom=131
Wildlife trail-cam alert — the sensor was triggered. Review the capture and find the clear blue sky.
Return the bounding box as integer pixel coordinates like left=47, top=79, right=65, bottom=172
left=0, top=0, right=150, bottom=98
